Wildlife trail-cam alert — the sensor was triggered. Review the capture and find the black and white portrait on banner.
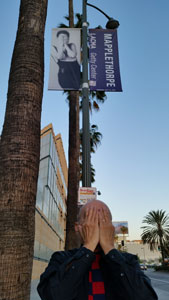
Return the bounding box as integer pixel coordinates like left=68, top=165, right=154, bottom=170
left=48, top=28, right=81, bottom=90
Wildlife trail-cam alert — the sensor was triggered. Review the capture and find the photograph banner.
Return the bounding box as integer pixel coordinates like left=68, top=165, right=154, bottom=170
left=48, top=28, right=81, bottom=90
left=89, top=29, right=122, bottom=92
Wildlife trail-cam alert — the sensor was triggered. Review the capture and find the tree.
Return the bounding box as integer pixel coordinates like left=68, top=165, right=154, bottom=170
left=164, top=239, right=169, bottom=257
left=63, top=9, right=106, bottom=250
left=141, top=210, right=169, bottom=263
left=79, top=124, right=103, bottom=182
left=120, top=226, right=128, bottom=236
left=90, top=124, right=103, bottom=154
left=65, top=90, right=80, bottom=250
left=0, top=1, right=48, bottom=299
left=65, top=0, right=80, bottom=250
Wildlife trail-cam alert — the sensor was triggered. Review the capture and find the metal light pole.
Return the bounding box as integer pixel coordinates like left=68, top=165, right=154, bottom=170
left=82, top=0, right=91, bottom=187
left=141, top=247, right=146, bottom=265
left=82, top=0, right=119, bottom=187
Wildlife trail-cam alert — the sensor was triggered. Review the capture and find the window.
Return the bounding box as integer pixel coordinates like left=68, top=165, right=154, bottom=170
left=36, top=178, right=43, bottom=210
left=34, top=240, right=40, bottom=258
left=43, top=187, right=49, bottom=218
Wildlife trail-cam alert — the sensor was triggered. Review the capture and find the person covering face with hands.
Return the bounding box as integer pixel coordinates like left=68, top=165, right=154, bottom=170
left=76, top=203, right=115, bottom=255
left=37, top=200, right=158, bottom=300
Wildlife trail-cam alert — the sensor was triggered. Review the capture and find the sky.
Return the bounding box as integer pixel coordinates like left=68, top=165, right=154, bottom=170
left=0, top=0, right=169, bottom=240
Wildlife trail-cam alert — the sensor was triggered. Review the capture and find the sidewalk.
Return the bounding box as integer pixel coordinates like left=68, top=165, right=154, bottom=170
left=154, top=287, right=169, bottom=300
left=30, top=280, right=40, bottom=300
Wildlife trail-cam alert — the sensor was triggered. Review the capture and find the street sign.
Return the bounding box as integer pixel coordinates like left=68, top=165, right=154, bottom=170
left=78, top=187, right=97, bottom=205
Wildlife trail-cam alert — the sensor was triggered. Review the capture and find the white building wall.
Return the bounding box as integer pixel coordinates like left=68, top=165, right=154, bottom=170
left=125, top=243, right=161, bottom=262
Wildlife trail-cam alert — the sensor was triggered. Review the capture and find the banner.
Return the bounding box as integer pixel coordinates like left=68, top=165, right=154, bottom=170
left=48, top=28, right=81, bottom=90
left=89, top=29, right=122, bottom=91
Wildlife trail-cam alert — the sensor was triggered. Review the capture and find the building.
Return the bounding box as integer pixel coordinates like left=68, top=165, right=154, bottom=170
left=32, top=124, right=68, bottom=279
left=114, top=236, right=161, bottom=262
left=125, top=240, right=161, bottom=262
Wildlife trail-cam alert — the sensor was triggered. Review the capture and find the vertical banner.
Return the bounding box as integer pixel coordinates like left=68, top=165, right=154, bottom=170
left=89, top=29, right=122, bottom=92
left=48, top=28, right=81, bottom=90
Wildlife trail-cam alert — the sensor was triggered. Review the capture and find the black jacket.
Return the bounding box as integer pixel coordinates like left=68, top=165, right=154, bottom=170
left=37, top=247, right=158, bottom=300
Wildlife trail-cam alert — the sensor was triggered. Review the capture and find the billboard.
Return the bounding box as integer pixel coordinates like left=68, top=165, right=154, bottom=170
left=48, top=28, right=81, bottom=90
left=89, top=29, right=122, bottom=92
left=112, top=221, right=129, bottom=235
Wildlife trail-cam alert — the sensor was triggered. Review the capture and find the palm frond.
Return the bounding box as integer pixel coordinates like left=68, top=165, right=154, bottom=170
left=141, top=210, right=169, bottom=256
left=58, top=23, right=69, bottom=28
left=92, top=101, right=100, bottom=112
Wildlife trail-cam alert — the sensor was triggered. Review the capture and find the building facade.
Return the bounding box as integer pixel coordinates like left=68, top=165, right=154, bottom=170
left=32, top=124, right=68, bottom=279
left=115, top=238, right=161, bottom=263
left=126, top=241, right=161, bottom=262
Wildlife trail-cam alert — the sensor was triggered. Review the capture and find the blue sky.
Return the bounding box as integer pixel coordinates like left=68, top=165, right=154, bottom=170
left=0, top=0, right=169, bottom=240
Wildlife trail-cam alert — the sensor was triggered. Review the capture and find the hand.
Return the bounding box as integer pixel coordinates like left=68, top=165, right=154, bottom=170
left=99, top=208, right=115, bottom=254
left=78, top=207, right=99, bottom=252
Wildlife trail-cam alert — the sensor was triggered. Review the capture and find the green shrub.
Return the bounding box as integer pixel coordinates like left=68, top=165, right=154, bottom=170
left=154, top=265, right=169, bottom=272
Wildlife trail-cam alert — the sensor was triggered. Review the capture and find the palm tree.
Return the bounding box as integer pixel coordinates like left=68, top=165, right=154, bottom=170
left=65, top=90, right=80, bottom=250
left=90, top=124, right=103, bottom=154
left=164, top=239, right=169, bottom=257
left=120, top=226, right=128, bottom=236
left=0, top=1, right=48, bottom=299
left=64, top=0, right=80, bottom=250
left=79, top=124, right=102, bottom=182
left=62, top=8, right=107, bottom=250
left=80, top=124, right=102, bottom=155
left=141, top=210, right=169, bottom=263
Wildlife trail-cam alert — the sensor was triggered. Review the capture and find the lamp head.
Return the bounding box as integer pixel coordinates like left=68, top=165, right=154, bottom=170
left=106, top=18, right=120, bottom=29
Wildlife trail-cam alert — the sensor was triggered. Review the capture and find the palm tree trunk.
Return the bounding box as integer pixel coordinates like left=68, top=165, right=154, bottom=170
left=65, top=91, right=80, bottom=249
left=69, top=0, right=74, bottom=26
left=159, top=237, right=165, bottom=264
left=0, top=1, right=48, bottom=299
left=65, top=0, right=80, bottom=250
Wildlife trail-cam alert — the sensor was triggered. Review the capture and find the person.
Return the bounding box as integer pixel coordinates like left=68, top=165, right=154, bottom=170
left=37, top=200, right=158, bottom=300
left=51, top=30, right=80, bottom=89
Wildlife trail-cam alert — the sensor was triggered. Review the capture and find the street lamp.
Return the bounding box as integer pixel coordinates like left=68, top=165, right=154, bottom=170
left=141, top=247, right=146, bottom=265
left=82, top=0, right=119, bottom=187
left=86, top=2, right=120, bottom=30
